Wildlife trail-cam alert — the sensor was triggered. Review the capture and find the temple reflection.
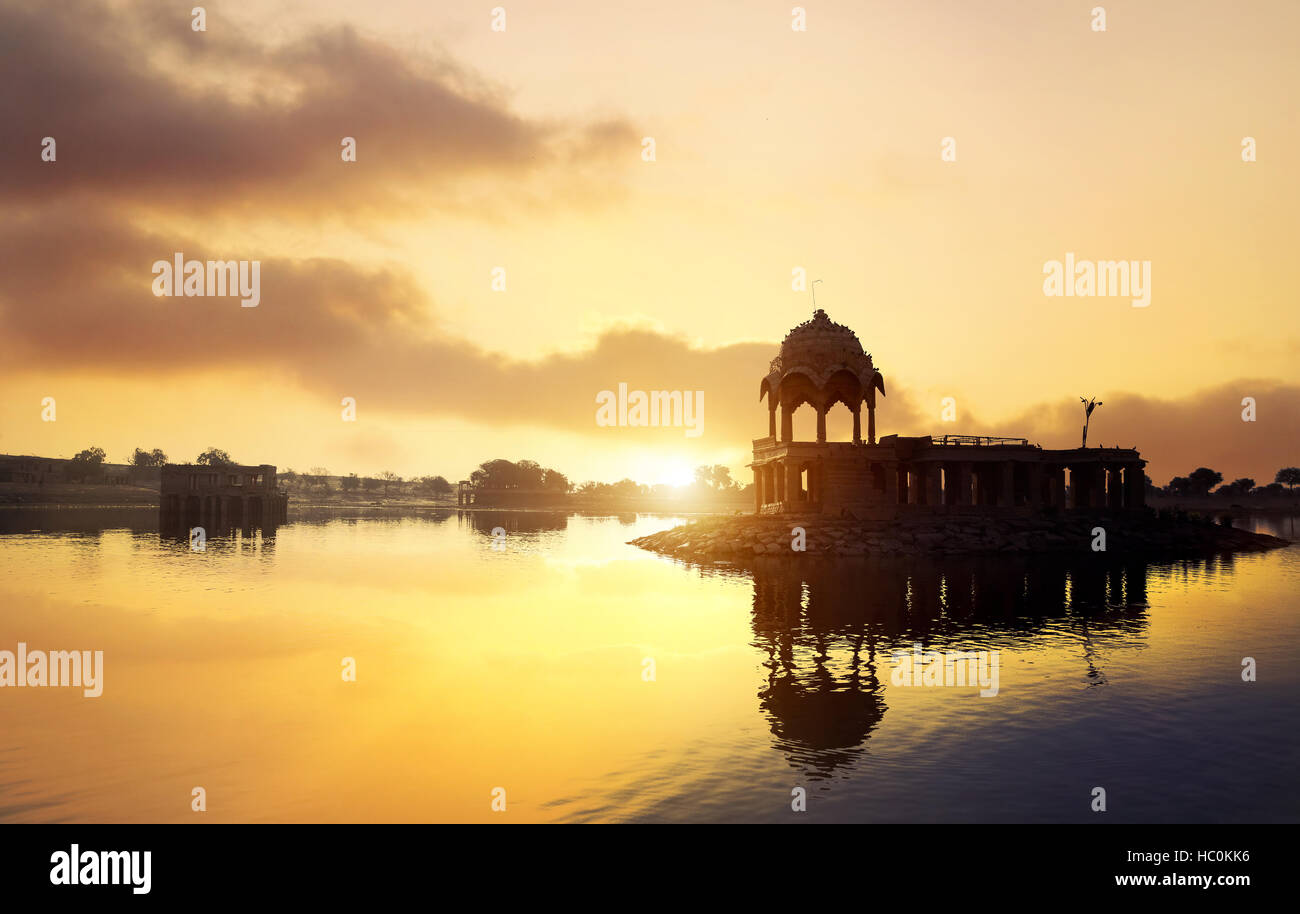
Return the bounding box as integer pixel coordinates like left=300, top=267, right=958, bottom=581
left=749, top=555, right=1156, bottom=778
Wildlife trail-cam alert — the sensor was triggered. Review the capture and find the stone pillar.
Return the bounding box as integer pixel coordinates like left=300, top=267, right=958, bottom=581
left=768, top=405, right=777, bottom=439
left=925, top=465, right=942, bottom=507
left=754, top=467, right=763, bottom=512
left=786, top=462, right=801, bottom=509
left=1125, top=465, right=1146, bottom=508
left=1027, top=464, right=1044, bottom=508
left=1089, top=467, right=1106, bottom=508
left=781, top=405, right=793, bottom=442
left=852, top=408, right=861, bottom=445
left=999, top=462, right=1015, bottom=507
left=884, top=462, right=899, bottom=506
left=958, top=463, right=973, bottom=506
left=907, top=467, right=921, bottom=505
left=1107, top=467, right=1124, bottom=509
left=868, top=403, right=876, bottom=445
left=816, top=407, right=827, bottom=443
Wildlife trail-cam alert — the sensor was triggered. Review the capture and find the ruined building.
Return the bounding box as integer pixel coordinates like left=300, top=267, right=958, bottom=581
left=160, top=463, right=288, bottom=530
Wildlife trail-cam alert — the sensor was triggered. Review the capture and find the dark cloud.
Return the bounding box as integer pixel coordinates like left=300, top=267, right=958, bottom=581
left=0, top=0, right=635, bottom=216
left=5, top=205, right=1293, bottom=486
left=0, top=204, right=926, bottom=450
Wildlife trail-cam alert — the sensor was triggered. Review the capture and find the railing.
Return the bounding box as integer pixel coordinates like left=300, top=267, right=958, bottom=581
left=933, top=435, right=1030, bottom=447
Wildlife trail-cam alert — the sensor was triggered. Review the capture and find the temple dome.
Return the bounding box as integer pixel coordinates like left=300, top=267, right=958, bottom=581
left=761, top=309, right=884, bottom=405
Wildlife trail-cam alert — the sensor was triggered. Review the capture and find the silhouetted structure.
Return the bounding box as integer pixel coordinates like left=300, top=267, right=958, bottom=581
left=752, top=310, right=1146, bottom=515
left=160, top=463, right=288, bottom=530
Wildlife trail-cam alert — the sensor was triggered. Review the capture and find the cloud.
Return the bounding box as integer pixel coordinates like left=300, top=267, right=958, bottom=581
left=0, top=0, right=636, bottom=218
left=0, top=204, right=930, bottom=452
left=986, top=384, right=1300, bottom=488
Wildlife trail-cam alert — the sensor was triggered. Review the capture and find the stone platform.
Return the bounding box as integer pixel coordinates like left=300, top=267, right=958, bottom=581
left=629, top=510, right=1289, bottom=565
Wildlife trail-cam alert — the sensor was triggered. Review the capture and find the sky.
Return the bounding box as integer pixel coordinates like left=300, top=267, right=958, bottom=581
left=0, top=0, right=1296, bottom=486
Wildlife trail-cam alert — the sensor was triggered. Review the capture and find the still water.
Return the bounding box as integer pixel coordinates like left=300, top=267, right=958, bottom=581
left=1, top=507, right=1297, bottom=823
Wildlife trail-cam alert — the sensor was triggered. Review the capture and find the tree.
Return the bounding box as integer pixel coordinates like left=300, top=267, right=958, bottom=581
left=308, top=467, right=331, bottom=491
left=1218, top=477, right=1255, bottom=497
left=1187, top=467, right=1223, bottom=496
left=68, top=447, right=106, bottom=482
left=362, top=477, right=382, bottom=493
left=414, top=475, right=452, bottom=496
left=1275, top=467, right=1300, bottom=493
left=131, top=447, right=167, bottom=467
left=196, top=447, right=234, bottom=466
left=341, top=474, right=360, bottom=493
left=379, top=471, right=402, bottom=496
left=541, top=469, right=569, bottom=493
left=694, top=464, right=737, bottom=492
left=1166, top=476, right=1191, bottom=497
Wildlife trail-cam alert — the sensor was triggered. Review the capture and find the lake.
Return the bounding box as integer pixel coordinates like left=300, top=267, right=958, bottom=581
left=1, top=507, right=1296, bottom=823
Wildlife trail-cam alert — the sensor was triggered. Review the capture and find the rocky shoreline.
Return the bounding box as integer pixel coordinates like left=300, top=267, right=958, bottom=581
left=630, top=510, right=1290, bottom=564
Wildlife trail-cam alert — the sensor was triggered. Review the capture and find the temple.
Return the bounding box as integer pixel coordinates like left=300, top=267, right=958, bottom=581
left=751, top=310, right=1146, bottom=516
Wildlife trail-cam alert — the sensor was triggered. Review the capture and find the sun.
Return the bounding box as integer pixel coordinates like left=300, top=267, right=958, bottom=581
left=661, top=461, right=696, bottom=488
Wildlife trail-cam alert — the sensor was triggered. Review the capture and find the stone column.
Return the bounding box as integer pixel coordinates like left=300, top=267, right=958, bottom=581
left=786, top=462, right=801, bottom=509
left=1047, top=467, right=1063, bottom=508
left=852, top=408, right=861, bottom=445
left=907, top=467, right=921, bottom=505
left=1089, top=467, right=1106, bottom=508
left=781, top=404, right=793, bottom=442
left=1125, top=465, right=1146, bottom=508
left=768, top=405, right=777, bottom=439
left=1027, top=464, right=1044, bottom=509
left=868, top=403, right=876, bottom=444
left=816, top=407, right=827, bottom=443
left=958, top=462, right=973, bottom=506
left=999, top=462, right=1015, bottom=507
left=1107, top=467, right=1124, bottom=509
left=925, top=465, right=942, bottom=506
left=884, top=462, right=899, bottom=505
left=754, top=467, right=763, bottom=512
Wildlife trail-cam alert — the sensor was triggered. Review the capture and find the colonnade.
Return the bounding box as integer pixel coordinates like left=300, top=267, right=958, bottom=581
left=160, top=491, right=287, bottom=530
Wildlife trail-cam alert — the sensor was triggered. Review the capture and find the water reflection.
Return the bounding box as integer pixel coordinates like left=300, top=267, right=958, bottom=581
left=458, top=510, right=570, bottom=536
left=749, top=555, right=1153, bottom=778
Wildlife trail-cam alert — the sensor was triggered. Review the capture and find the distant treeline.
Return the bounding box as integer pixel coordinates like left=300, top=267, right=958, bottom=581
left=1154, top=466, right=1299, bottom=499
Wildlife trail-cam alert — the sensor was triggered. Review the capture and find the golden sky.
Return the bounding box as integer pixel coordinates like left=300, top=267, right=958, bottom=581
left=1, top=0, right=1296, bottom=485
